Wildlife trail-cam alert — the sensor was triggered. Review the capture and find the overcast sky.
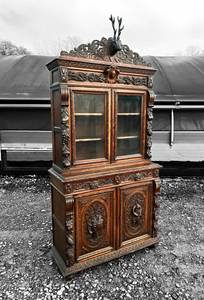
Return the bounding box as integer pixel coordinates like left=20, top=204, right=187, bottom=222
left=1, top=0, right=204, bottom=56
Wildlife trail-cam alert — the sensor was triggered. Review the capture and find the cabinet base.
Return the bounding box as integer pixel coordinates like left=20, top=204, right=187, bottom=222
left=51, top=237, right=159, bottom=278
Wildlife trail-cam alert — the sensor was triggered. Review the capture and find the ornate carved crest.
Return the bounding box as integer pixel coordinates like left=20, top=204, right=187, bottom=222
left=61, top=38, right=151, bottom=67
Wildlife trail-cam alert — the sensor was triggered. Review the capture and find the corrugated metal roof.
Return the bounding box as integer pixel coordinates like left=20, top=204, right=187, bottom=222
left=0, top=55, right=204, bottom=102
left=144, top=56, right=204, bottom=102
left=0, top=55, right=55, bottom=100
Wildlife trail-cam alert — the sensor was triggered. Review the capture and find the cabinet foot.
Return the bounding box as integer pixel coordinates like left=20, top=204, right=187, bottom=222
left=66, top=274, right=75, bottom=281
left=149, top=243, right=158, bottom=249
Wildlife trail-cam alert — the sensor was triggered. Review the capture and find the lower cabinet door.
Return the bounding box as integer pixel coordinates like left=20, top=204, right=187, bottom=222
left=74, top=189, right=116, bottom=262
left=119, top=181, right=153, bottom=247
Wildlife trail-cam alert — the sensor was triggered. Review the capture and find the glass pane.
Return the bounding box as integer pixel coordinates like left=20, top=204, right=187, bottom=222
left=117, top=138, right=140, bottom=156
left=76, top=140, right=105, bottom=160
left=75, top=94, right=104, bottom=113
left=74, top=93, right=105, bottom=160
left=117, top=95, right=141, bottom=156
left=75, top=115, right=104, bottom=139
left=118, top=95, right=141, bottom=113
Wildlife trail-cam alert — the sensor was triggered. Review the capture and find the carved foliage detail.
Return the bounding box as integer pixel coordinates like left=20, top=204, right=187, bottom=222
left=73, top=178, right=114, bottom=191
left=83, top=201, right=107, bottom=248
left=148, top=76, right=153, bottom=88
left=117, top=76, right=147, bottom=86
left=60, top=86, right=70, bottom=168
left=68, top=71, right=105, bottom=83
left=125, top=192, right=145, bottom=238
left=66, top=196, right=74, bottom=267
left=67, top=70, right=148, bottom=86
left=153, top=179, right=161, bottom=237
left=146, top=107, right=154, bottom=159
left=121, top=171, right=153, bottom=182
left=59, top=67, right=68, bottom=83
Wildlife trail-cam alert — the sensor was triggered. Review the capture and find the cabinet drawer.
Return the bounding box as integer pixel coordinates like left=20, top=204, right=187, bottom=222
left=74, top=189, right=116, bottom=262
left=119, top=181, right=153, bottom=247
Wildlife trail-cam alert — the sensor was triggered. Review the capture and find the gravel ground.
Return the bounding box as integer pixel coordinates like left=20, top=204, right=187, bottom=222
left=0, top=175, right=203, bottom=300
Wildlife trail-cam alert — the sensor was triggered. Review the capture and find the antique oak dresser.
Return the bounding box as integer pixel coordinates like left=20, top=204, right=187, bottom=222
left=46, top=18, right=161, bottom=279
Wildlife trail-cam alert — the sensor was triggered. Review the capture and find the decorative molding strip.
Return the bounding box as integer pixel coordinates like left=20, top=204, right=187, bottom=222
left=121, top=171, right=153, bottom=182
left=67, top=70, right=148, bottom=86
left=67, top=171, right=154, bottom=193
left=117, top=76, right=147, bottom=86
left=63, top=237, right=159, bottom=276
left=72, top=178, right=114, bottom=192
left=68, top=70, right=105, bottom=83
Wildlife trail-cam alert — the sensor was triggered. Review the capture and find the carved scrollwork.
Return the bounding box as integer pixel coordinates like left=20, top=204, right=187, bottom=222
left=90, top=180, right=99, bottom=189
left=67, top=69, right=148, bottom=87
left=120, top=171, right=153, bottom=183
left=117, top=76, right=147, bottom=86
left=61, top=37, right=151, bottom=67
left=73, top=178, right=113, bottom=192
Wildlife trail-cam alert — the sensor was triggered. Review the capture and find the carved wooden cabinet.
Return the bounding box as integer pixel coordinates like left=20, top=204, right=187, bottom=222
left=46, top=38, right=161, bottom=279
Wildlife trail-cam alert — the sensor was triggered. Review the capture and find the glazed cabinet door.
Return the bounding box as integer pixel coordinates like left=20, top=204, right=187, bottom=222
left=70, top=88, right=110, bottom=166
left=118, top=181, right=153, bottom=248
left=74, top=189, right=116, bottom=262
left=112, top=90, right=146, bottom=162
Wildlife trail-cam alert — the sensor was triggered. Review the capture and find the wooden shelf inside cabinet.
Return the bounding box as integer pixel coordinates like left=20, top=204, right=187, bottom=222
left=75, top=138, right=104, bottom=142
left=117, top=113, right=141, bottom=116
left=117, top=136, right=139, bottom=139
left=75, top=113, right=104, bottom=116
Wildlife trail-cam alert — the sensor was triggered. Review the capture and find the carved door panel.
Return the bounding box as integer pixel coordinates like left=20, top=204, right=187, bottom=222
left=75, top=189, right=115, bottom=262
left=119, top=181, right=153, bottom=248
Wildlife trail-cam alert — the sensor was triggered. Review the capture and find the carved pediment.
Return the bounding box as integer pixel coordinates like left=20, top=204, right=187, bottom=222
left=60, top=37, right=151, bottom=67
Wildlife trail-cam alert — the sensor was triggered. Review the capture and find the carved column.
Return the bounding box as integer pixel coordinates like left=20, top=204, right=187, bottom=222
left=60, top=86, right=70, bottom=169
left=146, top=90, right=155, bottom=159
left=65, top=196, right=74, bottom=268
left=153, top=178, right=161, bottom=238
